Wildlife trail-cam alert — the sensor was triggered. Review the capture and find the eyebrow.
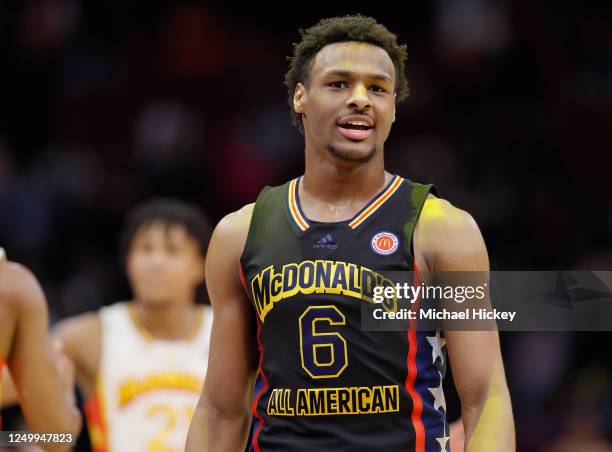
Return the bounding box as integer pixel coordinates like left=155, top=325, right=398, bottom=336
left=322, top=69, right=392, bottom=82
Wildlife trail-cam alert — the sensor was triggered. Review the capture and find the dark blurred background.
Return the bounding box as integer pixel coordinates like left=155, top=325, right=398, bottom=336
left=0, top=1, right=611, bottom=451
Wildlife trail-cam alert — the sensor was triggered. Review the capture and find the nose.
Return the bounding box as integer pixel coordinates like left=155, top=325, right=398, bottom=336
left=147, top=248, right=169, bottom=268
left=346, top=83, right=372, bottom=111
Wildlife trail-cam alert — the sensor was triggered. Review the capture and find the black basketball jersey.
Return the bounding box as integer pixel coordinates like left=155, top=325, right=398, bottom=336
left=240, top=175, right=449, bottom=452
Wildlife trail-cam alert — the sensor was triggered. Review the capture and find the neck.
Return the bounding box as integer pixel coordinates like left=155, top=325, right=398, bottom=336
left=300, top=142, right=390, bottom=221
left=132, top=299, right=199, bottom=340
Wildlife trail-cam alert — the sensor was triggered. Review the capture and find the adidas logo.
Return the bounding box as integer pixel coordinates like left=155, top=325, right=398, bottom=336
left=313, top=233, right=338, bottom=250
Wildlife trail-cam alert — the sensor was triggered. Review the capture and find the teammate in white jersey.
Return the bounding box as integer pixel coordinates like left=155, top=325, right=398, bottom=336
left=54, top=199, right=213, bottom=452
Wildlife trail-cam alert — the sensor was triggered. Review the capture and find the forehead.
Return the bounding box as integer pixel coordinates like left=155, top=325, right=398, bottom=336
left=310, top=41, right=395, bottom=81
left=133, top=221, right=190, bottom=242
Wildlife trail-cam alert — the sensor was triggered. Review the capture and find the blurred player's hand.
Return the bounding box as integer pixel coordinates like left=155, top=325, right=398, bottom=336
left=1, top=368, right=19, bottom=407
left=52, top=339, right=76, bottom=406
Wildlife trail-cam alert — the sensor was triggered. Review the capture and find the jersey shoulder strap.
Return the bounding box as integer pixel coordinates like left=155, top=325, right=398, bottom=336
left=403, top=180, right=439, bottom=261
left=240, top=181, right=291, bottom=265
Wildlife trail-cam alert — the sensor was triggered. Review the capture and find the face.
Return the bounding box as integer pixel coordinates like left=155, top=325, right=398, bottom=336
left=126, top=222, right=205, bottom=306
left=293, top=41, right=397, bottom=163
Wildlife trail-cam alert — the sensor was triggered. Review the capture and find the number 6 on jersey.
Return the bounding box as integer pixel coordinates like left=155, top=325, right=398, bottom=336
left=298, top=305, right=348, bottom=379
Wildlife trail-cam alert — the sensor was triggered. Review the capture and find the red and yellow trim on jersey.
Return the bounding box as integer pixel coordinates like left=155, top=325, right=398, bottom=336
left=127, top=303, right=204, bottom=343
left=405, top=261, right=425, bottom=452
left=288, top=175, right=403, bottom=231
left=84, top=377, right=109, bottom=452
left=127, top=303, right=155, bottom=342
left=348, top=175, right=404, bottom=229
left=288, top=178, right=310, bottom=232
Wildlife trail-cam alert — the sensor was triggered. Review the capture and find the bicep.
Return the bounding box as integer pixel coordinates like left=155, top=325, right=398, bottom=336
left=9, top=275, right=69, bottom=428
left=52, top=314, right=99, bottom=398
left=201, top=218, right=258, bottom=417
left=428, top=205, right=501, bottom=402
left=1, top=368, right=18, bottom=407
left=430, top=207, right=489, bottom=271
left=10, top=273, right=53, bottom=383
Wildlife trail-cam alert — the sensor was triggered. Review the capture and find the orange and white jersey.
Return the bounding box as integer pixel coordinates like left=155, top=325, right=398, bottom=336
left=86, top=302, right=212, bottom=452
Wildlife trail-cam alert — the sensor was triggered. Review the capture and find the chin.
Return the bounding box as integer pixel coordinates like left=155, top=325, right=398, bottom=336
left=136, top=294, right=173, bottom=307
left=326, top=143, right=377, bottom=163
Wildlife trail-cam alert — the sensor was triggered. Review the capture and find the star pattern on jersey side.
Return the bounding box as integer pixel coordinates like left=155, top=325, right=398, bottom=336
left=428, top=370, right=446, bottom=412
left=436, top=435, right=450, bottom=452
left=426, top=329, right=447, bottom=366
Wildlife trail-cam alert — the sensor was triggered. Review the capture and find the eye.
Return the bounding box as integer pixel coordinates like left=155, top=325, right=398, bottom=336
left=166, top=241, right=182, bottom=255
left=137, top=241, right=154, bottom=254
left=370, top=85, right=386, bottom=93
left=329, top=81, right=349, bottom=89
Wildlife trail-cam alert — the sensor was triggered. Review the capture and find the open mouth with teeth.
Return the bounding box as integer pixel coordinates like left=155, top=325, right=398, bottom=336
left=338, top=122, right=373, bottom=130
left=337, top=121, right=374, bottom=141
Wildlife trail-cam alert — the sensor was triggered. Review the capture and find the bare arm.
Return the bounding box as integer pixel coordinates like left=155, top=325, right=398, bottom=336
left=186, top=204, right=259, bottom=451
left=52, top=312, right=101, bottom=401
left=1, top=369, right=18, bottom=407
left=1, top=262, right=82, bottom=451
left=416, top=198, right=515, bottom=451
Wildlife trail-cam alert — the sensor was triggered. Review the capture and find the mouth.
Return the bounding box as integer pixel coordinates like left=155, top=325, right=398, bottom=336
left=336, top=116, right=375, bottom=141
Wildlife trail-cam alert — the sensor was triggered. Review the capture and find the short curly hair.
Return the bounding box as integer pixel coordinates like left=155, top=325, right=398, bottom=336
left=120, top=198, right=211, bottom=265
left=284, top=15, right=409, bottom=134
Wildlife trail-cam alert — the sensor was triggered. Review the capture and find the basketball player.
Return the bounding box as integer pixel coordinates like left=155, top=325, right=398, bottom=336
left=54, top=199, right=213, bottom=452
left=0, top=247, right=81, bottom=451
left=186, top=15, right=514, bottom=452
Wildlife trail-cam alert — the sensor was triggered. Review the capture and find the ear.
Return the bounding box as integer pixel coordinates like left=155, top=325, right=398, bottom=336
left=293, top=82, right=306, bottom=114
left=392, top=92, right=397, bottom=123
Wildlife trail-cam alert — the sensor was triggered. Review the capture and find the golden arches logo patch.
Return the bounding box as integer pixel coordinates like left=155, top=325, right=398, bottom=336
left=371, top=232, right=399, bottom=256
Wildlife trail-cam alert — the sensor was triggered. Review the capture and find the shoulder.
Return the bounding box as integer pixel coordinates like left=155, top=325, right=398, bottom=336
left=53, top=310, right=101, bottom=390
left=206, top=204, right=255, bottom=283
left=53, top=311, right=101, bottom=349
left=420, top=194, right=479, bottom=234
left=0, top=261, right=46, bottom=315
left=217, top=203, right=254, bottom=232
left=421, top=193, right=476, bottom=222
left=416, top=194, right=488, bottom=271
left=211, top=203, right=254, bottom=250
left=206, top=205, right=257, bottom=302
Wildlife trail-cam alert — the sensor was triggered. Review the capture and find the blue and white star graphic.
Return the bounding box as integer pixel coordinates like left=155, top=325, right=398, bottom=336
left=426, top=329, right=446, bottom=366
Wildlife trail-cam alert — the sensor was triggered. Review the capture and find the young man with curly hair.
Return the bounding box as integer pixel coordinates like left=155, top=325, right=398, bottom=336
left=187, top=15, right=514, bottom=452
left=54, top=199, right=213, bottom=452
